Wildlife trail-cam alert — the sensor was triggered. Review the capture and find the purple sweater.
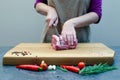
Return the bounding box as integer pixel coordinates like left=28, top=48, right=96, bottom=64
left=34, top=0, right=102, bottom=22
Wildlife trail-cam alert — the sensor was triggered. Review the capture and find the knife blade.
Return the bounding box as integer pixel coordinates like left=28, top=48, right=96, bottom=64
left=53, top=24, right=60, bottom=36
left=53, top=24, right=62, bottom=45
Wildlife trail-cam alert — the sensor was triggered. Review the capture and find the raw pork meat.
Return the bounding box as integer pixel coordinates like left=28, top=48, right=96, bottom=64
left=51, top=35, right=77, bottom=50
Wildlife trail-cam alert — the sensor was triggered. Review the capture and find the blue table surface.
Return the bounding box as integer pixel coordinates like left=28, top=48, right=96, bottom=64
left=0, top=46, right=120, bottom=80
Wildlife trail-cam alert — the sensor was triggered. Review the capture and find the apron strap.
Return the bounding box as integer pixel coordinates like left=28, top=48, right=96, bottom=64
left=40, top=23, right=49, bottom=43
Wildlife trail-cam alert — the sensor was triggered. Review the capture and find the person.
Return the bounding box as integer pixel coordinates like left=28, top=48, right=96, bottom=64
left=34, top=0, right=102, bottom=45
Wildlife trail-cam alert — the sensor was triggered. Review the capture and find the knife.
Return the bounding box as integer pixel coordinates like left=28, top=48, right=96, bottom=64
left=53, top=24, right=62, bottom=44
left=53, top=24, right=60, bottom=36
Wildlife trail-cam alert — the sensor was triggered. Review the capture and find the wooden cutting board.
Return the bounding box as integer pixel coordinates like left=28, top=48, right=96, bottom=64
left=3, top=43, right=115, bottom=65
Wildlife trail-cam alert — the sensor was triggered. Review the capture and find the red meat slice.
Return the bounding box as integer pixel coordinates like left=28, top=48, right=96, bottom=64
left=51, top=35, right=77, bottom=50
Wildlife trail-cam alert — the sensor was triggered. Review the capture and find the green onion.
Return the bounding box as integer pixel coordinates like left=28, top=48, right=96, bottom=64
left=57, top=66, right=68, bottom=72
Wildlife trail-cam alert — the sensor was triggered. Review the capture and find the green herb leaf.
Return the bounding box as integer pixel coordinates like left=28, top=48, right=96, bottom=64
left=79, top=63, right=117, bottom=75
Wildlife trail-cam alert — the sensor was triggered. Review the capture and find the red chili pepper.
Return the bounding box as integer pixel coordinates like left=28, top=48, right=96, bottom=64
left=16, top=64, right=43, bottom=71
left=61, top=65, right=80, bottom=73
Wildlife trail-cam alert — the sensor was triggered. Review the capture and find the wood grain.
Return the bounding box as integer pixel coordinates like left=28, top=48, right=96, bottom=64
left=3, top=43, right=115, bottom=65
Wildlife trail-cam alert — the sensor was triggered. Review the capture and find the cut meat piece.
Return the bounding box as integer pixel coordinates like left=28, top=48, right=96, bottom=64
left=51, top=35, right=77, bottom=50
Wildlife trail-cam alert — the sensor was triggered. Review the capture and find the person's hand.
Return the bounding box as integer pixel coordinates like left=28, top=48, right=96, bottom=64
left=61, top=20, right=77, bottom=45
left=46, top=7, right=58, bottom=27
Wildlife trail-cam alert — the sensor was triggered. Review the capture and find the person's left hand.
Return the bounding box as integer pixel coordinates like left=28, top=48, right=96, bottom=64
left=61, top=20, right=77, bottom=45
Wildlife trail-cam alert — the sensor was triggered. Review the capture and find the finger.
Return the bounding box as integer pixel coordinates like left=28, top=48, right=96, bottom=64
left=69, top=34, right=74, bottom=45
left=66, top=34, right=71, bottom=45
left=61, top=32, right=67, bottom=42
left=73, top=34, right=77, bottom=43
left=54, top=18, right=58, bottom=26
left=49, top=19, right=55, bottom=27
left=70, top=34, right=74, bottom=45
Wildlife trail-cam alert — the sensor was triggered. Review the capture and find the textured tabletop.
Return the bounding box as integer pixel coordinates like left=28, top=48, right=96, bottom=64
left=0, top=46, right=120, bottom=80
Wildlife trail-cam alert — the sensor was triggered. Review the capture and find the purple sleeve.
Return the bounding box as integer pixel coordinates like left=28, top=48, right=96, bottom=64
left=34, top=0, right=47, bottom=8
left=34, top=0, right=102, bottom=23
left=89, top=0, right=102, bottom=23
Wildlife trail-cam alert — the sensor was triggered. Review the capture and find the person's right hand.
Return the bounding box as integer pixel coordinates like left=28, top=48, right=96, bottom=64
left=46, top=7, right=58, bottom=27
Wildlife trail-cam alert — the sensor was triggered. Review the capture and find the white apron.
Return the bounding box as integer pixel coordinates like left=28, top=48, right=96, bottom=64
left=40, top=0, right=90, bottom=43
